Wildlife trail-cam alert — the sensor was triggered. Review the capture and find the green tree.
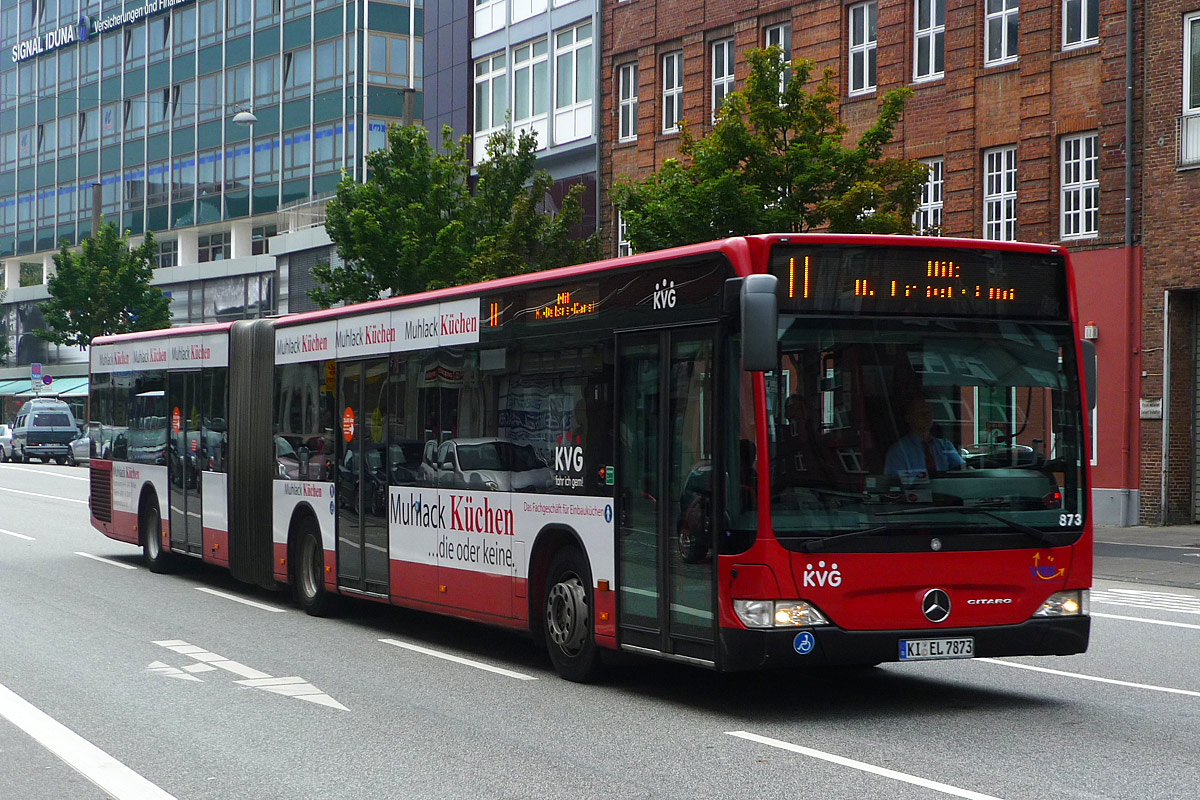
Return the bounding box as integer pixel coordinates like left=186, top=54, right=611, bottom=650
left=38, top=221, right=171, bottom=349
left=614, top=48, right=930, bottom=253
left=313, top=124, right=598, bottom=308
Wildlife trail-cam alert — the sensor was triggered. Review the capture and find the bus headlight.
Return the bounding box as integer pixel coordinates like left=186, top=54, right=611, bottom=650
left=734, top=600, right=830, bottom=629
left=1032, top=589, right=1089, bottom=617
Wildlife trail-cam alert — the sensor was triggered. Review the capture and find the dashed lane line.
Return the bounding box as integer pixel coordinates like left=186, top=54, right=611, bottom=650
left=195, top=587, right=287, bottom=613
left=977, top=658, right=1200, bottom=698
left=726, top=731, right=1004, bottom=800
left=75, top=552, right=137, bottom=570
left=0, top=465, right=90, bottom=482
left=0, top=486, right=87, bottom=504
left=0, top=680, right=180, bottom=800
left=380, top=638, right=538, bottom=681
left=0, top=527, right=35, bottom=540
left=1092, top=612, right=1200, bottom=630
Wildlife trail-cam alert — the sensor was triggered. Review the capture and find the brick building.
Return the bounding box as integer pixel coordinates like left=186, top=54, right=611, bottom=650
left=600, top=0, right=1141, bottom=524
left=1139, top=2, right=1200, bottom=523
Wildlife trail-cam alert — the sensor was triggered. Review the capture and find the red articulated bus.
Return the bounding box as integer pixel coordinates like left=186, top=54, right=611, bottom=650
left=88, top=234, right=1094, bottom=680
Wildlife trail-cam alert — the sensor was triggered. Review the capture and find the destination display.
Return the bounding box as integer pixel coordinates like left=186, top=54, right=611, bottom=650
left=769, top=244, right=1069, bottom=320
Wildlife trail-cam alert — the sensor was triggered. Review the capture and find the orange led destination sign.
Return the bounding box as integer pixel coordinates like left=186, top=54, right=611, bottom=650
left=529, top=284, right=599, bottom=322
left=771, top=244, right=1067, bottom=320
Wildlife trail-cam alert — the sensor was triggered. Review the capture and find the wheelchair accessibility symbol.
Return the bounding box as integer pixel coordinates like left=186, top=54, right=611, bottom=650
left=793, top=631, right=815, bottom=655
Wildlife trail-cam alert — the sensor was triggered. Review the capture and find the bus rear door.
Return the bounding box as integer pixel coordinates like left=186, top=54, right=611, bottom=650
left=167, top=372, right=203, bottom=555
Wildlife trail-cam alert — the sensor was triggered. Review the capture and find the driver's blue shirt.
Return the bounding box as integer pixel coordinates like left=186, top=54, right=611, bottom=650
left=884, top=433, right=965, bottom=476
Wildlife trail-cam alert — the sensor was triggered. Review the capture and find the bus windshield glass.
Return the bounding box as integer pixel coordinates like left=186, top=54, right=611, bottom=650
left=763, top=317, right=1086, bottom=541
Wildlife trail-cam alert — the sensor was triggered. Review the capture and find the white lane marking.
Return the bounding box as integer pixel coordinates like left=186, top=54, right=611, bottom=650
left=1095, top=540, right=1199, bottom=550
left=380, top=638, right=538, bottom=681
left=726, top=731, right=1003, bottom=800
left=0, top=465, right=90, bottom=482
left=0, top=680, right=181, bottom=800
left=977, top=658, right=1200, bottom=698
left=151, top=641, right=347, bottom=710
left=75, top=552, right=137, bottom=570
left=0, top=486, right=87, bottom=504
left=195, top=587, right=287, bottom=613
left=1092, top=588, right=1200, bottom=616
left=1092, top=612, right=1200, bottom=631
left=0, top=527, right=35, bottom=540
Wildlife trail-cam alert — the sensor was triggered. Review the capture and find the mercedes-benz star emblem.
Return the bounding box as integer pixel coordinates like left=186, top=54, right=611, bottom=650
left=922, top=589, right=951, bottom=623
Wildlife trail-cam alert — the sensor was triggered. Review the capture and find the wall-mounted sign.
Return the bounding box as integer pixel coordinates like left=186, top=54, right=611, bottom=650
left=11, top=0, right=193, bottom=64
left=1140, top=398, right=1163, bottom=420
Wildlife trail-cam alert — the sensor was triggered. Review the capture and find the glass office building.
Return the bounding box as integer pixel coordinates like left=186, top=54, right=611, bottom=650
left=0, top=0, right=424, bottom=382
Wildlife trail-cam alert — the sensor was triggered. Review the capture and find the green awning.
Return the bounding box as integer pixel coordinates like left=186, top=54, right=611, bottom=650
left=14, top=376, right=89, bottom=399
left=0, top=378, right=34, bottom=396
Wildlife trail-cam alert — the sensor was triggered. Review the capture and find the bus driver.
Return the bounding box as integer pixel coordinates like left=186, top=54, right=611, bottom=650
left=884, top=395, right=965, bottom=479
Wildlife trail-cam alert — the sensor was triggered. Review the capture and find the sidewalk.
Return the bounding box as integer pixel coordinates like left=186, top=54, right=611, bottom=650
left=1092, top=524, right=1200, bottom=590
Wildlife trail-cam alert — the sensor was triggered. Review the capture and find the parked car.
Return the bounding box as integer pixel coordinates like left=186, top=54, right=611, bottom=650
left=0, top=423, right=12, bottom=462
left=10, top=398, right=78, bottom=464
left=67, top=422, right=101, bottom=466
left=423, top=437, right=553, bottom=491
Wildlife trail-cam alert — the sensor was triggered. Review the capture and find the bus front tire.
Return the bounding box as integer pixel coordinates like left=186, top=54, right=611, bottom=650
left=543, top=548, right=603, bottom=683
left=141, top=498, right=173, bottom=573
left=294, top=518, right=334, bottom=617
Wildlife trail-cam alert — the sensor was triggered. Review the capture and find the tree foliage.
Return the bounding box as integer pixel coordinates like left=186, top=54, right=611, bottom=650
left=613, top=49, right=930, bottom=253
left=38, top=221, right=171, bottom=349
left=313, top=125, right=599, bottom=308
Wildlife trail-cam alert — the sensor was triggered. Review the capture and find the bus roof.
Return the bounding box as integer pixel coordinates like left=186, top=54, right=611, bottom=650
left=91, top=321, right=235, bottom=347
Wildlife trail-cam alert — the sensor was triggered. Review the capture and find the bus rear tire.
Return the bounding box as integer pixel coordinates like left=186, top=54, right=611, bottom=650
left=294, top=518, right=335, bottom=617
left=543, top=548, right=603, bottom=683
left=141, top=497, right=174, bottom=573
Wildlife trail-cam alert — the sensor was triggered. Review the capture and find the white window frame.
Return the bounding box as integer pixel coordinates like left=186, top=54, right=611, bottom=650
left=512, top=38, right=549, bottom=149
left=473, top=52, right=507, bottom=163
left=764, top=23, right=792, bottom=94
left=662, top=50, right=683, bottom=134
left=617, top=210, right=631, bottom=257
left=711, top=38, right=735, bottom=119
left=984, top=0, right=1019, bottom=66
left=1060, top=132, right=1098, bottom=239
left=617, top=62, right=638, bottom=142
left=913, top=0, right=945, bottom=82
left=510, top=0, right=546, bottom=25
left=553, top=21, right=594, bottom=145
left=914, top=157, right=943, bottom=234
left=1185, top=12, right=1200, bottom=115
left=474, top=0, right=506, bottom=38
left=848, top=1, right=877, bottom=96
left=1062, top=0, right=1098, bottom=51
left=983, top=145, right=1017, bottom=241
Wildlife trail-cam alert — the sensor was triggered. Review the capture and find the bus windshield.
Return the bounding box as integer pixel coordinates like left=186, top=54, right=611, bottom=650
left=762, top=317, right=1086, bottom=540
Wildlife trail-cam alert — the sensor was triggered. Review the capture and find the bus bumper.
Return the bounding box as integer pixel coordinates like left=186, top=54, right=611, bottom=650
left=717, top=616, right=1090, bottom=671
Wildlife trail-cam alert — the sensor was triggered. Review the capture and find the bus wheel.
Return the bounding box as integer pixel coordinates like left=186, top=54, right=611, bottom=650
left=294, top=518, right=335, bottom=617
left=543, top=548, right=603, bottom=683
left=141, top=497, right=173, bottom=573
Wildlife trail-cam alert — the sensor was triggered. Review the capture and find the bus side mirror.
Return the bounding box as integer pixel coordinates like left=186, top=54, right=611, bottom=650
left=741, top=274, right=779, bottom=372
left=1080, top=339, right=1097, bottom=411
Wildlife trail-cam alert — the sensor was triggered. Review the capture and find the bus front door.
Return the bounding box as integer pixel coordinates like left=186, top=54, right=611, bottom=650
left=616, top=328, right=717, bottom=664
left=167, top=371, right=203, bottom=555
left=336, top=360, right=391, bottom=596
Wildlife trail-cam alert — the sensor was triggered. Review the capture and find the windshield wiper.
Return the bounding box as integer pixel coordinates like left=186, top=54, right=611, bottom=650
left=875, top=506, right=1058, bottom=545
left=797, top=525, right=897, bottom=553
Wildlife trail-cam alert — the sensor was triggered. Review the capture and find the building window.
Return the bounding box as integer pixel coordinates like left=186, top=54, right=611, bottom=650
left=985, top=0, right=1018, bottom=65
left=37, top=122, right=55, bottom=156
left=124, top=24, right=146, bottom=70
left=983, top=145, right=1017, bottom=240
left=172, top=156, right=196, bottom=203
left=849, top=2, right=877, bottom=96
left=617, top=210, right=631, bottom=257
left=199, top=0, right=221, bottom=47
left=473, top=52, right=507, bottom=161
left=914, top=0, right=945, bottom=81
left=1060, top=132, right=1098, bottom=239
left=174, top=5, right=197, bottom=53
left=58, top=116, right=75, bottom=156
left=283, top=129, right=312, bottom=180
left=314, top=123, right=343, bottom=173
left=173, top=81, right=196, bottom=128
left=711, top=38, right=735, bottom=119
left=314, top=38, right=343, bottom=93
left=255, top=0, right=281, bottom=27
left=147, top=161, right=170, bottom=207
left=513, top=39, right=549, bottom=147
left=254, top=135, right=281, bottom=182
left=662, top=50, right=683, bottom=134
left=198, top=149, right=223, bottom=197
left=149, top=14, right=171, bottom=61
left=79, top=110, right=98, bottom=150
left=101, top=102, right=121, bottom=144
left=148, top=88, right=171, bottom=133
left=252, top=225, right=277, bottom=255
left=101, top=31, right=120, bottom=78
left=368, top=34, right=408, bottom=87
left=198, top=73, right=223, bottom=122
left=511, top=0, right=547, bottom=25
left=255, top=55, right=281, bottom=106
left=283, top=47, right=312, bottom=100
left=764, top=23, right=792, bottom=93
left=1182, top=13, right=1200, bottom=166
left=617, top=62, right=638, bottom=142
left=56, top=186, right=76, bottom=225
left=914, top=157, right=943, bottom=233
left=125, top=168, right=146, bottom=215
left=226, top=64, right=251, bottom=111
left=227, top=0, right=252, bottom=37
left=124, top=95, right=146, bottom=137
left=198, top=232, right=232, bottom=263
left=156, top=239, right=178, bottom=269
left=1062, top=0, right=1098, bottom=50
left=225, top=141, right=250, bottom=190
left=554, top=21, right=593, bottom=144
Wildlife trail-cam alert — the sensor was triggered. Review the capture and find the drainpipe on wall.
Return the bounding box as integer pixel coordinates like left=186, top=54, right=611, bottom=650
left=1124, top=0, right=1138, bottom=525
left=1161, top=290, right=1170, bottom=524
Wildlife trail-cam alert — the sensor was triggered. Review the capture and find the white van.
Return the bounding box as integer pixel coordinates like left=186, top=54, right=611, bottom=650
left=10, top=398, right=78, bottom=464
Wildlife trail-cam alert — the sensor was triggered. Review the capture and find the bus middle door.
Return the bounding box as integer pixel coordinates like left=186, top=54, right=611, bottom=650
left=167, top=371, right=203, bottom=555
left=336, top=359, right=391, bottom=596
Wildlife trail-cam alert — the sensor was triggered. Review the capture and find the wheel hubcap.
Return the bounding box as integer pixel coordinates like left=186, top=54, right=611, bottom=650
left=546, top=574, right=589, bottom=656
left=301, top=537, right=320, bottom=599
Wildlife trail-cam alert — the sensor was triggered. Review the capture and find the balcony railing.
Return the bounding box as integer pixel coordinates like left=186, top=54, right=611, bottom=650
left=1178, top=113, right=1200, bottom=168
left=279, top=191, right=335, bottom=233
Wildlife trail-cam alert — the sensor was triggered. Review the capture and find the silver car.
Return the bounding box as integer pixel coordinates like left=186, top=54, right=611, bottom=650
left=67, top=422, right=101, bottom=466
left=0, top=423, right=12, bottom=462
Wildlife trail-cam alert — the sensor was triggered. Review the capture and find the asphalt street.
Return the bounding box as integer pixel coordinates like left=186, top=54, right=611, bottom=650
left=2, top=462, right=1199, bottom=800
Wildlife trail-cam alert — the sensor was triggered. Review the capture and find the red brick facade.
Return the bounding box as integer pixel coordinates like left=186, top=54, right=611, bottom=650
left=1140, top=2, right=1200, bottom=523
left=600, top=0, right=1142, bottom=522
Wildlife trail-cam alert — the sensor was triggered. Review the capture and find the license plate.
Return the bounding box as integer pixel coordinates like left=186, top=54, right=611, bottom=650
left=898, top=637, right=974, bottom=661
